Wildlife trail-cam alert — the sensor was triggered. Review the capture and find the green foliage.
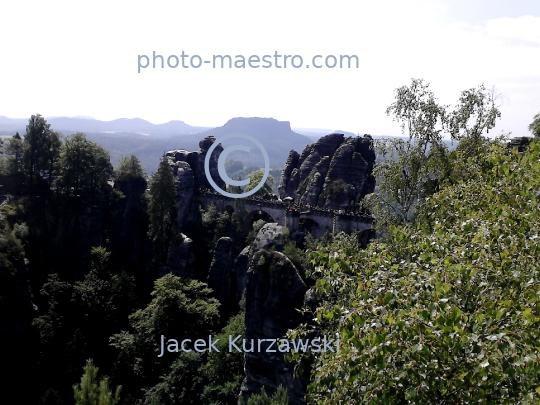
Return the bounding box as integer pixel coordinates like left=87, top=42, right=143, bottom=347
left=110, top=274, right=220, bottom=399
left=115, top=155, right=146, bottom=179
left=22, top=115, right=62, bottom=195
left=385, top=78, right=446, bottom=147
left=200, top=312, right=245, bottom=404
left=148, top=156, right=178, bottom=264
left=145, top=312, right=246, bottom=405
left=244, top=169, right=273, bottom=196
left=0, top=220, right=26, bottom=306
left=368, top=79, right=502, bottom=231
left=59, top=133, right=113, bottom=199
left=529, top=111, right=540, bottom=138
left=245, top=218, right=267, bottom=245
left=292, top=140, right=540, bottom=404
left=321, top=179, right=348, bottom=199
left=4, top=132, right=23, bottom=174
left=446, top=84, right=502, bottom=151
left=143, top=351, right=205, bottom=405
left=246, top=386, right=289, bottom=405
left=73, top=359, right=121, bottom=405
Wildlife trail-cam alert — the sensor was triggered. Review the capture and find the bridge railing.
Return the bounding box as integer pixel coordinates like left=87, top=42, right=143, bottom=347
left=195, top=189, right=374, bottom=223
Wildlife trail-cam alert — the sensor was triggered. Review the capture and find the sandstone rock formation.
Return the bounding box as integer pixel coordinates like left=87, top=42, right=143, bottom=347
left=165, top=135, right=225, bottom=228
left=240, top=249, right=308, bottom=405
left=235, top=223, right=308, bottom=404
left=161, top=233, right=195, bottom=278
left=207, top=236, right=235, bottom=316
left=278, top=133, right=376, bottom=210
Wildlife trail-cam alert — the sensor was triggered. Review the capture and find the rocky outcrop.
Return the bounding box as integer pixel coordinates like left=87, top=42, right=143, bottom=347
left=165, top=135, right=225, bottom=228
left=278, top=133, right=376, bottom=210
left=161, top=233, right=195, bottom=278
left=109, top=175, right=150, bottom=275
left=236, top=223, right=308, bottom=404
left=240, top=249, right=308, bottom=405
left=508, top=136, right=532, bottom=152
left=207, top=237, right=235, bottom=316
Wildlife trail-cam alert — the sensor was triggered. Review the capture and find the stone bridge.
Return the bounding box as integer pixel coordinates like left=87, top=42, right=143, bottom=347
left=195, top=191, right=375, bottom=240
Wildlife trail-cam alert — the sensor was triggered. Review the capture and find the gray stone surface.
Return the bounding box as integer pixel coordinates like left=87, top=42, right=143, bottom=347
left=207, top=237, right=235, bottom=316
left=161, top=233, right=195, bottom=278
left=165, top=135, right=225, bottom=228
left=240, top=250, right=308, bottom=405
left=278, top=133, right=376, bottom=209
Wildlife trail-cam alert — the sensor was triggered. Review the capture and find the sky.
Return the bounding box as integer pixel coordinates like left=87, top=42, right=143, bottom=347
left=0, top=0, right=539, bottom=137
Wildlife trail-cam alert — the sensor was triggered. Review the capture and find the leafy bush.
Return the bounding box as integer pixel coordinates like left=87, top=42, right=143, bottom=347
left=246, top=386, right=289, bottom=405
left=291, top=140, right=540, bottom=404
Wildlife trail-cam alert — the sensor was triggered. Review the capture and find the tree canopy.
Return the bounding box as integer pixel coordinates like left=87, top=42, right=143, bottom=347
left=147, top=156, right=178, bottom=264
left=244, top=169, right=273, bottom=196
left=529, top=111, right=540, bottom=138
left=291, top=139, right=540, bottom=404
left=115, top=155, right=146, bottom=179
left=58, top=133, right=113, bottom=199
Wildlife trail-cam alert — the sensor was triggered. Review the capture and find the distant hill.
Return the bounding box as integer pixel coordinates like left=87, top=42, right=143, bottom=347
left=0, top=116, right=210, bottom=137
left=0, top=116, right=315, bottom=174
left=81, top=118, right=313, bottom=173
left=194, top=117, right=313, bottom=168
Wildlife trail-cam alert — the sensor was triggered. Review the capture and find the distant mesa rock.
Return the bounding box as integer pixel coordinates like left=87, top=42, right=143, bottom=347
left=194, top=117, right=313, bottom=167
left=278, top=133, right=376, bottom=210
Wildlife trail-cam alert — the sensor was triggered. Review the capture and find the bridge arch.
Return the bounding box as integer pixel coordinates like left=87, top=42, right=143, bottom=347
left=299, top=217, right=320, bottom=235
left=243, top=209, right=275, bottom=232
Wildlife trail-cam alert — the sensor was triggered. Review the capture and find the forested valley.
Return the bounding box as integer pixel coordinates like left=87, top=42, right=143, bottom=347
left=1, top=79, right=540, bottom=404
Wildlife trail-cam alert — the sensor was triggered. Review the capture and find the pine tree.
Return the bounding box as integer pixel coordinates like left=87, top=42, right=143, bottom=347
left=73, top=359, right=121, bottom=405
left=115, top=155, right=145, bottom=180
left=148, top=156, right=178, bottom=264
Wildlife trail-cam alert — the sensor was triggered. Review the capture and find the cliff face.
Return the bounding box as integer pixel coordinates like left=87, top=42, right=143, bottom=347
left=236, top=224, right=308, bottom=405
left=165, top=135, right=225, bottom=227
left=278, top=133, right=376, bottom=209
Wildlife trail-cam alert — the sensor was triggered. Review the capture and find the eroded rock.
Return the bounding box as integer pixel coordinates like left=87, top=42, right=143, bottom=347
left=278, top=133, right=376, bottom=210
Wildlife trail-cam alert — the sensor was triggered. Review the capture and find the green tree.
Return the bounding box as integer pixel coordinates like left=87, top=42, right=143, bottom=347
left=446, top=84, right=502, bottom=154
left=291, top=139, right=540, bottom=404
left=110, top=274, right=220, bottom=400
left=366, top=79, right=448, bottom=228
left=244, top=169, right=273, bottom=197
left=529, top=111, right=540, bottom=138
left=73, top=359, right=121, bottom=405
left=22, top=115, right=61, bottom=195
left=201, top=312, right=245, bottom=404
left=58, top=133, right=113, bottom=199
left=115, top=155, right=145, bottom=179
left=246, top=386, right=289, bottom=405
left=4, top=132, right=24, bottom=174
left=366, top=79, right=502, bottom=230
left=148, top=156, right=178, bottom=264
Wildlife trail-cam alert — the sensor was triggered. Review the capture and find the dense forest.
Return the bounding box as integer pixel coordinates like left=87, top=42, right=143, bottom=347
left=1, top=79, right=540, bottom=404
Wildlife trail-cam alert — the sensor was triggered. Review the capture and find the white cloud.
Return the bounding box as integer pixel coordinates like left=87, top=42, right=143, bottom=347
left=483, top=15, right=540, bottom=46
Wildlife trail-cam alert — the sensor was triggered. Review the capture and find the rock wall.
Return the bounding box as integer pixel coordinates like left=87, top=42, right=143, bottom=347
left=278, top=133, right=376, bottom=210
left=235, top=223, right=308, bottom=404
left=165, top=135, right=225, bottom=227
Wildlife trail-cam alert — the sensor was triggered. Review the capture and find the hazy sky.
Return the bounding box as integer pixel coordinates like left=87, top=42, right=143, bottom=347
left=1, top=0, right=539, bottom=137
